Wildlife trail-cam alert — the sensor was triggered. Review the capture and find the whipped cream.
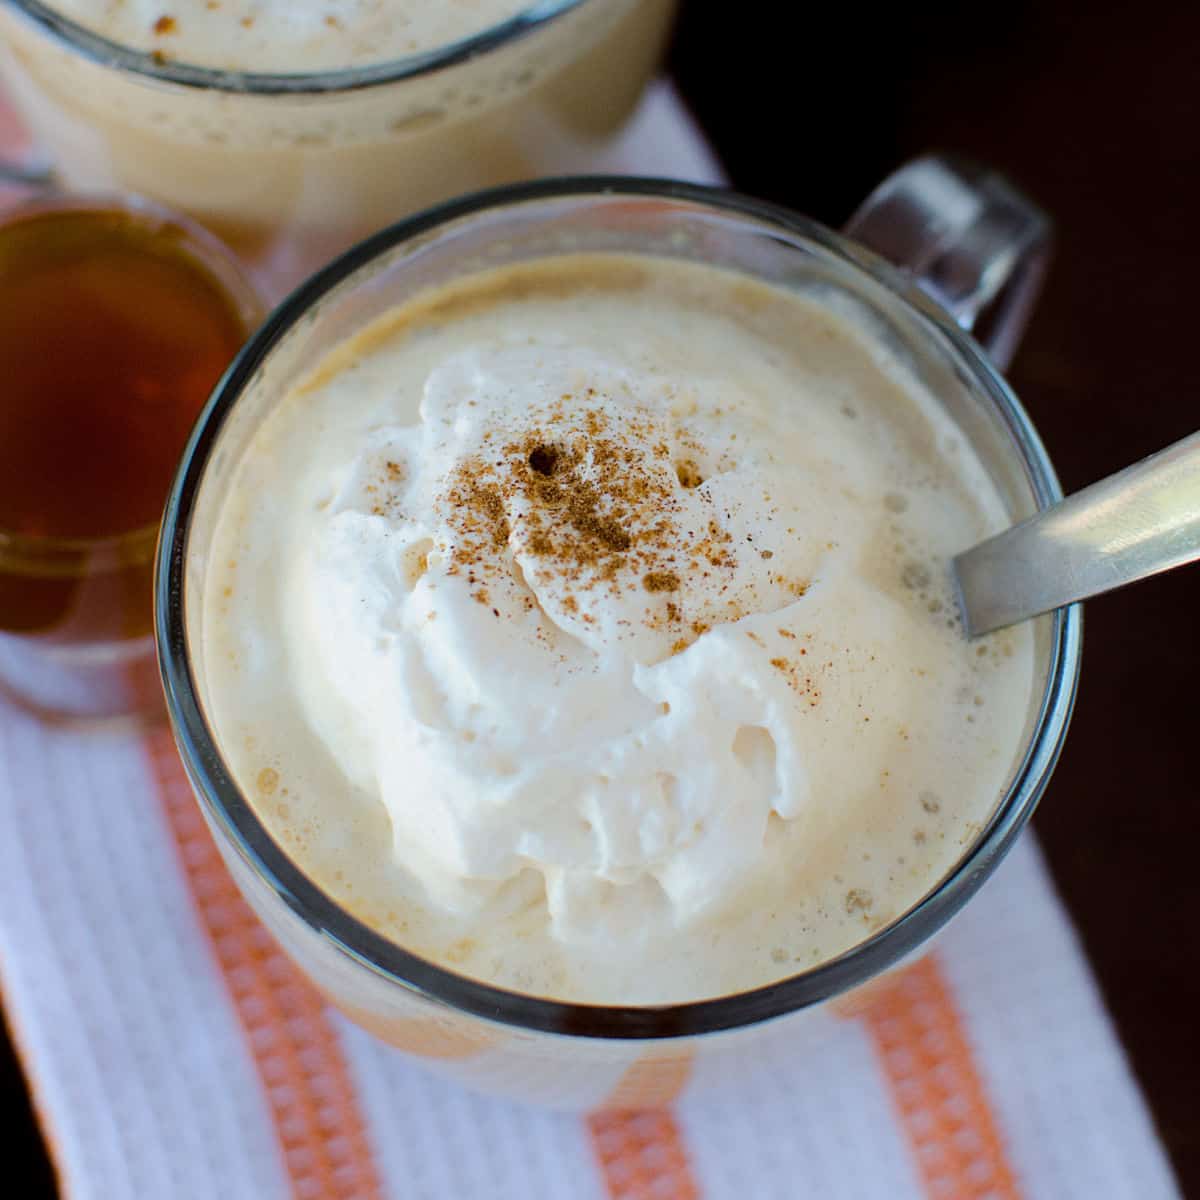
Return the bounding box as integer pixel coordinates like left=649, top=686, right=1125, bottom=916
left=200, top=256, right=1036, bottom=1003
left=291, top=340, right=868, bottom=946
left=45, top=0, right=529, bottom=72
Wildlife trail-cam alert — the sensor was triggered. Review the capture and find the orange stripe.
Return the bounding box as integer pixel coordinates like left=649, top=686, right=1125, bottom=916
left=853, top=955, right=1021, bottom=1199
left=588, top=1108, right=701, bottom=1200
left=600, top=1049, right=695, bottom=1110
left=145, top=729, right=384, bottom=1200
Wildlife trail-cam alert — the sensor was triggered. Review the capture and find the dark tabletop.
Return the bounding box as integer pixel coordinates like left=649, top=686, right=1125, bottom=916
left=4, top=1, right=1197, bottom=1193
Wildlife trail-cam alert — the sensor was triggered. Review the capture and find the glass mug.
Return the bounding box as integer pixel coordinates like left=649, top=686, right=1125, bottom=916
left=156, top=161, right=1080, bottom=1109
left=0, top=0, right=677, bottom=296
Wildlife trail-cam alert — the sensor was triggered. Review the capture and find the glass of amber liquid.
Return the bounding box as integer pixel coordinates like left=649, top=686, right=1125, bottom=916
left=0, top=195, right=261, bottom=726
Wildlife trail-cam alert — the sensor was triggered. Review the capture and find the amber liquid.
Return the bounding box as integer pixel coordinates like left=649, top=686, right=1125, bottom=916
left=0, top=208, right=250, bottom=641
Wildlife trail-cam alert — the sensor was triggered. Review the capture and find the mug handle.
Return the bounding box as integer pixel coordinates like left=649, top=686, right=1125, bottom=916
left=844, top=155, right=1051, bottom=370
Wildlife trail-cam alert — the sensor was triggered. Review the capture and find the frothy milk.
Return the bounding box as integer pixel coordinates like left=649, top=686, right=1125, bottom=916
left=44, top=0, right=531, bottom=71
left=199, top=256, right=1035, bottom=1004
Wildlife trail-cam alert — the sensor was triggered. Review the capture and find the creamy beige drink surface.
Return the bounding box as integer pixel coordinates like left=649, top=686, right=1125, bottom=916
left=0, top=1, right=674, bottom=291
left=200, top=255, right=1034, bottom=1004
left=46, top=0, right=530, bottom=71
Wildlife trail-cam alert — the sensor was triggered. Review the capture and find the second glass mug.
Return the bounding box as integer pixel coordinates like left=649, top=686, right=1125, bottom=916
left=157, top=161, right=1079, bottom=1109
left=0, top=0, right=677, bottom=294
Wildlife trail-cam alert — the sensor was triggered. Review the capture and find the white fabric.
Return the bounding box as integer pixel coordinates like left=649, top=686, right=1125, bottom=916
left=0, top=83, right=1181, bottom=1200
left=939, top=839, right=1179, bottom=1199
left=0, top=710, right=290, bottom=1200
left=337, top=1019, right=608, bottom=1200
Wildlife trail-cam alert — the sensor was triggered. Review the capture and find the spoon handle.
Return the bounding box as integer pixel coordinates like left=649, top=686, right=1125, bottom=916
left=954, top=431, right=1200, bottom=636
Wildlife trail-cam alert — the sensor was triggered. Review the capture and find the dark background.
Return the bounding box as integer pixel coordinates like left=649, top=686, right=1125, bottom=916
left=3, top=0, right=1197, bottom=1193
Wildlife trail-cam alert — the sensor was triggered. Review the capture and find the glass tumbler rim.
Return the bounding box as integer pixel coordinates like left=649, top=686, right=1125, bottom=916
left=4, top=0, right=591, bottom=95
left=156, top=175, right=1082, bottom=1041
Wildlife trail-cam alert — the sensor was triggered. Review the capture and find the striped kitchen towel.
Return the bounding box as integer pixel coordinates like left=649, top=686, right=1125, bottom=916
left=0, top=82, right=1182, bottom=1200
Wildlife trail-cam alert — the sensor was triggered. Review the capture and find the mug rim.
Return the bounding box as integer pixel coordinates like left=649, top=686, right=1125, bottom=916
left=0, top=190, right=264, bottom=563
left=5, top=0, right=590, bottom=94
left=156, top=176, right=1083, bottom=1040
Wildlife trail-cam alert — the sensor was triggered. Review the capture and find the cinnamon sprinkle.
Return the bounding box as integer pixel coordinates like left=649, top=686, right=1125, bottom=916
left=362, top=393, right=799, bottom=656
left=643, top=571, right=680, bottom=593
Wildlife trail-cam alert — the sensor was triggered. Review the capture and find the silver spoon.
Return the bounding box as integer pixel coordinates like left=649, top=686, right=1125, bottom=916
left=954, top=431, right=1200, bottom=637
